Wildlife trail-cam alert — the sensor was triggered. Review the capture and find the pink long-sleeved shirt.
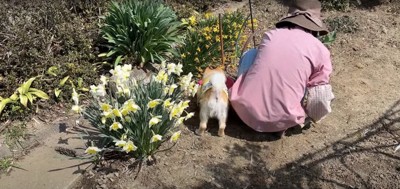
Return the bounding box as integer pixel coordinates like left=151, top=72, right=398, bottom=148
left=229, top=27, right=332, bottom=132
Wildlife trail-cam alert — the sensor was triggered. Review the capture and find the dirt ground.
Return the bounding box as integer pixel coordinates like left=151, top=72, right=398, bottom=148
left=72, top=1, right=400, bottom=189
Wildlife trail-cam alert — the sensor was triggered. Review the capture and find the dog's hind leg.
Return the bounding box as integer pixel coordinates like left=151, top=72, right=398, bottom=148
left=218, top=116, right=227, bottom=137
left=196, top=108, right=208, bottom=136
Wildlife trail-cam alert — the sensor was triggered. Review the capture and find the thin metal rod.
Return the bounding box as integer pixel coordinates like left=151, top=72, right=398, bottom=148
left=248, top=0, right=256, bottom=48
left=219, top=14, right=225, bottom=69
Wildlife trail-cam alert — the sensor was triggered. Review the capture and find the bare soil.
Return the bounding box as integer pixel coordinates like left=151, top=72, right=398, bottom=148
left=73, top=1, right=400, bottom=189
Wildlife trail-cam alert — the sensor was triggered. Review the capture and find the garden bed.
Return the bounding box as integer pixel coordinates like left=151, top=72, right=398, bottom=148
left=1, top=0, right=400, bottom=189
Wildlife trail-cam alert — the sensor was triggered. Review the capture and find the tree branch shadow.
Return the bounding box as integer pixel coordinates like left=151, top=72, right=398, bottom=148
left=193, top=99, right=400, bottom=188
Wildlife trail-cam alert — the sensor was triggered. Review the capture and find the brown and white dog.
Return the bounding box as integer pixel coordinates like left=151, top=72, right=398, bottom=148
left=196, top=67, right=229, bottom=137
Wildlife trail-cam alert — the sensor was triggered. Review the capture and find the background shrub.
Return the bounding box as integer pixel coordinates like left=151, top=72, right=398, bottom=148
left=0, top=0, right=106, bottom=120
left=100, top=0, right=184, bottom=67
left=324, top=16, right=359, bottom=33
left=178, top=12, right=254, bottom=77
left=321, top=0, right=350, bottom=11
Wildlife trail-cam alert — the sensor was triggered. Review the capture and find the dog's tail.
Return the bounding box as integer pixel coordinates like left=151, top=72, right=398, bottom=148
left=210, top=72, right=227, bottom=96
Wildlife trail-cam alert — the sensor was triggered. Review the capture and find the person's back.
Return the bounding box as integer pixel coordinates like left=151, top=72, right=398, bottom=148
left=229, top=0, right=335, bottom=134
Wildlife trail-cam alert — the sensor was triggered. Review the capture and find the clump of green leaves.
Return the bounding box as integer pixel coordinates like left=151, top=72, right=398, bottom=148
left=320, top=31, right=337, bottom=46
left=0, top=77, right=49, bottom=116
left=100, top=0, right=184, bottom=67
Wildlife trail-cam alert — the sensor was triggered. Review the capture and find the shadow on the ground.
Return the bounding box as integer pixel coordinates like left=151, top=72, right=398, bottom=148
left=191, top=99, right=400, bottom=188
left=184, top=102, right=313, bottom=142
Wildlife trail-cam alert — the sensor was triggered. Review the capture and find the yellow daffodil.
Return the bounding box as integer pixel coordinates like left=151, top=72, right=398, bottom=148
left=188, top=15, right=196, bottom=25
left=103, top=110, right=114, bottom=119
left=170, top=131, right=181, bottom=142
left=169, top=84, right=178, bottom=95
left=169, top=104, right=184, bottom=120
left=123, top=141, right=137, bottom=153
left=150, top=134, right=163, bottom=143
left=196, top=47, right=201, bottom=52
left=205, top=35, right=212, bottom=41
left=112, top=108, right=122, bottom=118
left=71, top=105, right=82, bottom=114
left=182, top=100, right=190, bottom=109
left=121, top=99, right=140, bottom=115
left=109, top=122, right=123, bottom=131
left=149, top=115, right=162, bottom=127
left=194, top=57, right=200, bottom=63
left=213, top=26, right=219, bottom=33
left=216, top=36, right=221, bottom=42
left=163, top=98, right=173, bottom=109
left=181, top=53, right=186, bottom=58
left=147, top=99, right=162, bottom=109
left=115, top=140, right=126, bottom=148
left=101, top=103, right=112, bottom=112
left=185, top=112, right=195, bottom=120
left=85, top=146, right=101, bottom=155
left=204, top=12, right=212, bottom=19
left=205, top=44, right=210, bottom=49
left=155, top=70, right=168, bottom=84
left=191, top=83, right=199, bottom=97
left=72, top=88, right=79, bottom=105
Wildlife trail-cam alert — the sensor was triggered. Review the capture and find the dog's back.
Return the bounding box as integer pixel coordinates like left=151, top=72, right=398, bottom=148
left=200, top=72, right=228, bottom=118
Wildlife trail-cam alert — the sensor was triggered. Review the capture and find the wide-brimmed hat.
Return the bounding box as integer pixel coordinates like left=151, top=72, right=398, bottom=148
left=276, top=0, right=329, bottom=35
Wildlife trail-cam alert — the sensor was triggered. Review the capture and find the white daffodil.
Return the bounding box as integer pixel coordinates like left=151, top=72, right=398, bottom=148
left=109, top=122, right=123, bottom=131
left=95, top=84, right=106, bottom=97
left=100, top=75, right=108, bottom=85
left=85, top=146, right=101, bottom=155
left=149, top=115, right=162, bottom=127
left=168, top=84, right=178, bottom=95
left=147, top=99, right=162, bottom=109
left=150, top=134, right=163, bottom=143
left=185, top=112, right=195, bottom=120
left=175, top=117, right=185, bottom=127
left=175, top=64, right=183, bottom=76
left=72, top=88, right=79, bottom=105
left=123, top=141, right=137, bottom=153
left=167, top=63, right=177, bottom=75
left=170, top=131, right=181, bottom=142
left=71, top=105, right=82, bottom=114
left=115, top=140, right=126, bottom=148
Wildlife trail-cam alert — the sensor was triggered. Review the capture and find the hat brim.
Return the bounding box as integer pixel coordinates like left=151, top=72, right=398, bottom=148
left=276, top=15, right=329, bottom=35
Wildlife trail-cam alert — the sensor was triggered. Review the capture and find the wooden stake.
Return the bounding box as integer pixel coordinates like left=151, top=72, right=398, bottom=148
left=219, top=14, right=225, bottom=69
left=249, top=0, right=256, bottom=48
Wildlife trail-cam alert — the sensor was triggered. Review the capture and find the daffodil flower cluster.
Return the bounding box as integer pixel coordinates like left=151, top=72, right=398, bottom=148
left=81, top=63, right=198, bottom=159
left=179, top=11, right=254, bottom=77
